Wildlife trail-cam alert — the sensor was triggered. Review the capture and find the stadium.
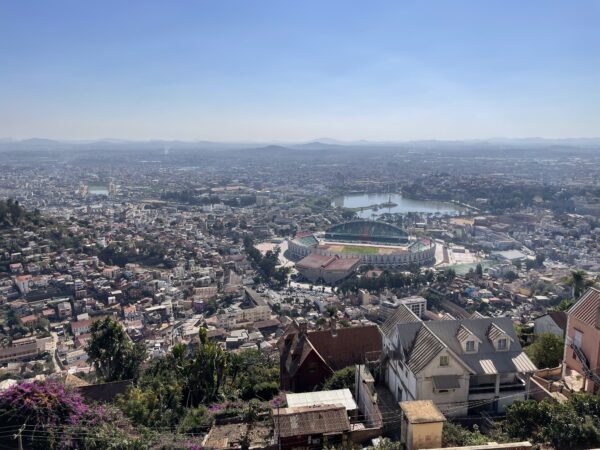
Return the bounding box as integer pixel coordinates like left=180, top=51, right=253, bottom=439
left=288, top=220, right=436, bottom=268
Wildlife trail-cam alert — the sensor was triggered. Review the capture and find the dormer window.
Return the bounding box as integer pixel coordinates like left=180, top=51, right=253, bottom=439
left=487, top=323, right=514, bottom=351
left=440, top=355, right=449, bottom=366
left=497, top=338, right=507, bottom=350
left=457, top=324, right=481, bottom=353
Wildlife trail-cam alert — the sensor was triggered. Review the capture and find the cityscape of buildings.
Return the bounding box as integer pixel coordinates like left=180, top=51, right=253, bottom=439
left=0, top=141, right=599, bottom=449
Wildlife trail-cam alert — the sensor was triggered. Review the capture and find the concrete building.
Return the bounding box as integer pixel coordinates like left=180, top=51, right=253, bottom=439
left=533, top=311, right=567, bottom=339
left=399, top=400, right=446, bottom=450
left=296, top=253, right=360, bottom=283
left=381, top=306, right=537, bottom=416
left=563, top=287, right=600, bottom=393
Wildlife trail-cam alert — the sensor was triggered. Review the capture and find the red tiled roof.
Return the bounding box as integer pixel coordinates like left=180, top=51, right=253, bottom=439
left=296, top=253, right=336, bottom=270
left=307, top=325, right=382, bottom=370
left=324, top=257, right=360, bottom=271
left=71, top=319, right=93, bottom=329
left=547, top=311, right=568, bottom=331
left=20, top=314, right=38, bottom=324
left=297, top=253, right=360, bottom=272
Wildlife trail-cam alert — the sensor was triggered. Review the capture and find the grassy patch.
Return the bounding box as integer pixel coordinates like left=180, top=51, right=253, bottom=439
left=341, top=245, right=380, bottom=255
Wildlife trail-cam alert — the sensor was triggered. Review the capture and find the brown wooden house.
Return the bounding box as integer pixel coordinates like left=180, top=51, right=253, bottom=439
left=278, top=320, right=382, bottom=392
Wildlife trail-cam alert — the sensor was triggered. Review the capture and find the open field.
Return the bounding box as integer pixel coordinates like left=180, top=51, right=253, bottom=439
left=341, top=245, right=380, bottom=254
left=319, top=243, right=404, bottom=255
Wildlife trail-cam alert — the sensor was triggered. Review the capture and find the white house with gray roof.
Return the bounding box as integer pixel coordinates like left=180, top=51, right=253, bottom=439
left=380, top=305, right=537, bottom=417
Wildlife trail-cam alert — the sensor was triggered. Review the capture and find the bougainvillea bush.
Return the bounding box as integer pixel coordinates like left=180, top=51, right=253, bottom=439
left=0, top=379, right=143, bottom=449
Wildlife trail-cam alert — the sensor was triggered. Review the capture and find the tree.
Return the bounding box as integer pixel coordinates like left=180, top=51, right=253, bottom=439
left=183, top=329, right=230, bottom=405
left=227, top=349, right=278, bottom=401
left=443, top=422, right=489, bottom=447
left=322, top=366, right=355, bottom=392
left=504, top=270, right=518, bottom=282
left=86, top=317, right=146, bottom=382
left=117, top=380, right=185, bottom=429
left=535, top=253, right=546, bottom=267
left=525, top=333, right=564, bottom=369
left=364, top=438, right=402, bottom=450
left=325, top=305, right=338, bottom=318
left=475, top=263, right=483, bottom=278
left=564, top=270, right=589, bottom=299
left=444, top=268, right=456, bottom=282
left=0, top=379, right=140, bottom=449
left=555, top=298, right=574, bottom=312
left=177, top=405, right=213, bottom=434
left=504, top=395, right=600, bottom=449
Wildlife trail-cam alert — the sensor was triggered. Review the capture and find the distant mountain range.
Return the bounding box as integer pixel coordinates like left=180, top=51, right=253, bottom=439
left=0, top=137, right=599, bottom=152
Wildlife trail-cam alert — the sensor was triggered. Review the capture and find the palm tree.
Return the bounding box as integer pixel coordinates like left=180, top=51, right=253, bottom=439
left=564, top=270, right=588, bottom=299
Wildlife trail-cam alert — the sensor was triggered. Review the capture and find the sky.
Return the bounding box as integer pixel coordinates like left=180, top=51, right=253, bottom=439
left=1, top=1, right=599, bottom=141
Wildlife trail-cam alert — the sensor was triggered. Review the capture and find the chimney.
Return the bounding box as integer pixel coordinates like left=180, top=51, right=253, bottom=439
left=596, top=306, right=600, bottom=330
left=330, top=317, right=337, bottom=337
left=298, top=319, right=308, bottom=336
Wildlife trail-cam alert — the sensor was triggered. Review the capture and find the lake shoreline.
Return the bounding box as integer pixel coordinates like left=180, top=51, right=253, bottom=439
left=332, top=192, right=468, bottom=218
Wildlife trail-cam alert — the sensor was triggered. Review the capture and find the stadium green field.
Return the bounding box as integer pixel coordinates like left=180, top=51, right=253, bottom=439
left=341, top=245, right=380, bottom=255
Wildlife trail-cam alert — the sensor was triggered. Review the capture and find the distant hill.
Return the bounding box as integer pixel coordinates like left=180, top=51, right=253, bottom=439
left=0, top=198, right=49, bottom=229
left=0, top=137, right=599, bottom=154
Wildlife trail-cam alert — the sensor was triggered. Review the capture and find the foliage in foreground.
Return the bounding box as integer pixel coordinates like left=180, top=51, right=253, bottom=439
left=115, top=330, right=278, bottom=431
left=442, top=422, right=489, bottom=447
left=322, top=366, right=356, bottom=392
left=504, top=394, right=600, bottom=449
left=86, top=317, right=146, bottom=382
left=0, top=379, right=143, bottom=449
left=524, top=332, right=564, bottom=369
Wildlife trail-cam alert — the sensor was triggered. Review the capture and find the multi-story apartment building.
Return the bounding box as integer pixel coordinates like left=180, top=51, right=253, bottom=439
left=563, top=287, right=600, bottom=393
left=381, top=305, right=537, bottom=417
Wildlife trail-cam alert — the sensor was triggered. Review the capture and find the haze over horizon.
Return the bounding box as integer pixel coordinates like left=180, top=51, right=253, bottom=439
left=2, top=0, right=599, bottom=141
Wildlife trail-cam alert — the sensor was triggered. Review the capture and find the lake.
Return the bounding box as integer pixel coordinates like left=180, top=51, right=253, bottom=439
left=88, top=184, right=109, bottom=196
left=331, top=193, right=465, bottom=219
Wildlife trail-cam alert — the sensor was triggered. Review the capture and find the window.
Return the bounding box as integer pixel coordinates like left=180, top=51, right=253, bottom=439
left=465, top=340, right=475, bottom=352
left=440, top=355, right=449, bottom=366
left=574, top=329, right=583, bottom=348
left=497, top=338, right=507, bottom=350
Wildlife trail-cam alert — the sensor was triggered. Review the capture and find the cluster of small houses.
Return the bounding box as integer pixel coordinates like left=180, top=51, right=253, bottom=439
left=2, top=281, right=599, bottom=450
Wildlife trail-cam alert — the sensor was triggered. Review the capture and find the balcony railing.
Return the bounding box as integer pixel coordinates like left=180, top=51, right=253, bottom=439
left=571, top=343, right=600, bottom=386
left=469, top=380, right=526, bottom=395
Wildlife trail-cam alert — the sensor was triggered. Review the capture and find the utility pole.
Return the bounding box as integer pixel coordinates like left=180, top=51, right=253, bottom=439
left=277, top=401, right=281, bottom=450
left=14, top=423, right=26, bottom=450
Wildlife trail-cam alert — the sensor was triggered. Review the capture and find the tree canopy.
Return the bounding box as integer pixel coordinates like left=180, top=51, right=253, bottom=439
left=322, top=366, right=355, bottom=392
left=524, top=333, right=564, bottom=369
left=86, top=317, right=146, bottom=382
left=504, top=395, right=600, bottom=449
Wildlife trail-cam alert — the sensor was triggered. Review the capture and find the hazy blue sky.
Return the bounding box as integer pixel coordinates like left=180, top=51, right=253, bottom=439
left=1, top=1, right=599, bottom=141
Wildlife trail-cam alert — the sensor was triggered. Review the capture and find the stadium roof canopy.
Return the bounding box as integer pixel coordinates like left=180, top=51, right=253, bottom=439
left=324, top=220, right=409, bottom=244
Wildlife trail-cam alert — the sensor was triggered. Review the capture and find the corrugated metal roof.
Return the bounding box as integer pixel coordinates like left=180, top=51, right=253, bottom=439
left=512, top=352, right=537, bottom=373
left=407, top=325, right=446, bottom=374
left=487, top=323, right=509, bottom=342
left=380, top=304, right=421, bottom=338
left=274, top=404, right=350, bottom=438
left=286, top=388, right=357, bottom=411
left=569, top=287, right=600, bottom=328
left=470, top=311, right=487, bottom=319
left=479, top=359, right=497, bottom=375
left=456, top=324, right=480, bottom=342
left=391, top=317, right=537, bottom=376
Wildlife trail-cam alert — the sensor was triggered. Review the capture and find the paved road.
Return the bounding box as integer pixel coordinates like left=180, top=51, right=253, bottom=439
left=49, top=332, right=62, bottom=373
